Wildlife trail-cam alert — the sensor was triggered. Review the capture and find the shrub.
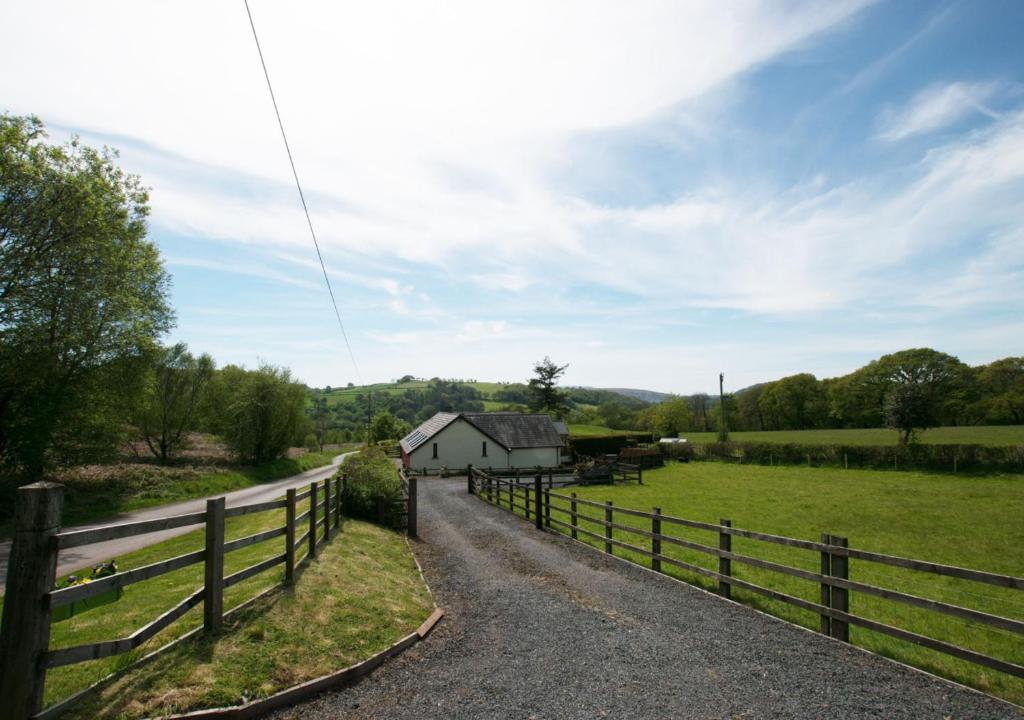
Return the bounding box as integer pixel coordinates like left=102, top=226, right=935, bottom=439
left=339, top=446, right=405, bottom=522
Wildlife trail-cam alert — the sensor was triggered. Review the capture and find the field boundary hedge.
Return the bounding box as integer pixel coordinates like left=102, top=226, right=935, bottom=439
left=664, top=441, right=1024, bottom=473
left=569, top=433, right=654, bottom=457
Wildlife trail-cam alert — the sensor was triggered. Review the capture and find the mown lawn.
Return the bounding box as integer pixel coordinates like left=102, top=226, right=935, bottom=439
left=502, top=462, right=1024, bottom=704
left=6, top=489, right=432, bottom=716
left=682, top=425, right=1024, bottom=446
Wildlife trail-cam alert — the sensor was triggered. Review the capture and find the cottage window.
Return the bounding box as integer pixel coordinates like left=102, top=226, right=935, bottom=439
left=432, top=442, right=438, bottom=459
left=482, top=441, right=488, bottom=457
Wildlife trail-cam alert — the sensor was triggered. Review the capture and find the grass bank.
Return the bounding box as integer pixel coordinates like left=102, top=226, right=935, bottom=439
left=42, top=452, right=337, bottom=535
left=9, top=487, right=431, bottom=715
left=543, top=463, right=1023, bottom=704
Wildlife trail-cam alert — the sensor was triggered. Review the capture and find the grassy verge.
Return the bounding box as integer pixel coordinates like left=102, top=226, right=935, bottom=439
left=503, top=463, right=1024, bottom=704
left=5, top=488, right=431, bottom=716
left=681, top=425, right=1024, bottom=446
left=57, top=452, right=338, bottom=531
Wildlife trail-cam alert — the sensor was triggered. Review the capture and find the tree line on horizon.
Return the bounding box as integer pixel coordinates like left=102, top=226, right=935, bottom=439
left=579, top=348, right=1023, bottom=443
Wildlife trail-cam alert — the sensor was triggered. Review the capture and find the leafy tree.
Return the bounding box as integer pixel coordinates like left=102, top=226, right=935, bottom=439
left=370, top=410, right=411, bottom=442
left=310, top=396, right=330, bottom=451
left=651, top=396, right=693, bottom=437
left=758, top=374, right=828, bottom=430
left=216, top=364, right=308, bottom=463
left=0, top=115, right=173, bottom=477
left=495, top=382, right=532, bottom=404
left=884, top=383, right=932, bottom=444
left=870, top=349, right=971, bottom=442
left=711, top=393, right=739, bottom=435
left=134, top=343, right=214, bottom=464
left=736, top=386, right=765, bottom=431
left=973, top=357, right=1024, bottom=424
left=528, top=357, right=570, bottom=417
left=303, top=433, right=321, bottom=454
left=687, top=394, right=711, bottom=432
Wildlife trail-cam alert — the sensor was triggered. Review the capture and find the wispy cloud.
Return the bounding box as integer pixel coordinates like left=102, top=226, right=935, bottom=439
left=876, top=81, right=1002, bottom=141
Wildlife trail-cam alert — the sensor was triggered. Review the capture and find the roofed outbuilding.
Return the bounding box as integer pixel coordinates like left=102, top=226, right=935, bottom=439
left=400, top=411, right=563, bottom=471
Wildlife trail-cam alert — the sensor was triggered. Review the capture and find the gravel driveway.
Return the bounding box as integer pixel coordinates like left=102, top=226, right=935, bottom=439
left=270, top=477, right=1019, bottom=720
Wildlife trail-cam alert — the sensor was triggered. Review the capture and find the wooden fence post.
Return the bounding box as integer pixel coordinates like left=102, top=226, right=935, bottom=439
left=467, top=464, right=473, bottom=494
left=543, top=481, right=551, bottom=528
left=819, top=533, right=832, bottom=635
left=638, top=466, right=643, bottom=485
left=203, top=497, right=225, bottom=634
left=486, top=474, right=493, bottom=504
left=285, top=488, right=296, bottom=584
left=408, top=475, right=418, bottom=538
left=604, top=501, right=613, bottom=555
left=309, top=481, right=318, bottom=559
left=651, top=507, right=662, bottom=573
left=571, top=493, right=578, bottom=540
left=534, top=475, right=543, bottom=530
left=524, top=482, right=531, bottom=522
left=0, top=482, right=63, bottom=720
left=718, top=519, right=732, bottom=599
left=831, top=536, right=850, bottom=642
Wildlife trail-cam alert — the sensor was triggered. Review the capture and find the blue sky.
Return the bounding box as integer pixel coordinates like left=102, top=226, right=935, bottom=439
left=2, top=0, right=1023, bottom=393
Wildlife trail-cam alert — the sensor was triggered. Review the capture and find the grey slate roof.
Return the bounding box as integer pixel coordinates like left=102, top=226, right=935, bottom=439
left=463, top=412, right=562, bottom=449
left=400, top=412, right=458, bottom=453
left=400, top=411, right=563, bottom=454
left=552, top=420, right=568, bottom=437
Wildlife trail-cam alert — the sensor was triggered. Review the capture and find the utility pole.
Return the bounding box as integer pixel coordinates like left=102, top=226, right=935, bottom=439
left=718, top=372, right=729, bottom=442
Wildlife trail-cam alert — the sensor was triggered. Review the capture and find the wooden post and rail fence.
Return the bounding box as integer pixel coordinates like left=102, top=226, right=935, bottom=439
left=465, top=465, right=1024, bottom=685
left=0, top=468, right=417, bottom=720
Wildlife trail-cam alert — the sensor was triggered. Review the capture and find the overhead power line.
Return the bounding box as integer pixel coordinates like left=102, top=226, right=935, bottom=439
left=244, top=0, right=362, bottom=382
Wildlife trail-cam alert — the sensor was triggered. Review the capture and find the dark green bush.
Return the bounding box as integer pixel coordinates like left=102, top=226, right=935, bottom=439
left=338, top=446, right=405, bottom=522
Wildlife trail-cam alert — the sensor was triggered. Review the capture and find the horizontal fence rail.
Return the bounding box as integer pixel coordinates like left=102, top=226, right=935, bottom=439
left=465, top=467, right=1024, bottom=687
left=0, top=465, right=422, bottom=720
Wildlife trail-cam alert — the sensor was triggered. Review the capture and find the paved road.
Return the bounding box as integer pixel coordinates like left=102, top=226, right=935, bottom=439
left=0, top=453, right=351, bottom=583
left=270, top=477, right=1019, bottom=720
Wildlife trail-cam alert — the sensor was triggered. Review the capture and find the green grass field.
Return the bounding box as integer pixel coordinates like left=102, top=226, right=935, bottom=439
left=503, top=463, right=1024, bottom=704
left=14, top=492, right=431, bottom=716
left=682, top=426, right=1024, bottom=446
left=567, top=425, right=1024, bottom=446
left=568, top=424, right=648, bottom=437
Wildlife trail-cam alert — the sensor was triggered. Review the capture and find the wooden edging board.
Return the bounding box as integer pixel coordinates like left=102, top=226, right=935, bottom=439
left=154, top=607, right=445, bottom=720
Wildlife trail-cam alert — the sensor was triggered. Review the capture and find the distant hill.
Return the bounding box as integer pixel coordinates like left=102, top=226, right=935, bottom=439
left=598, top=387, right=671, bottom=404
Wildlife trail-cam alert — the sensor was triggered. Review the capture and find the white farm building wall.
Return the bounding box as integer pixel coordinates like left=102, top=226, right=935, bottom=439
left=407, top=418, right=509, bottom=471
left=405, top=417, right=561, bottom=471
left=506, top=446, right=560, bottom=468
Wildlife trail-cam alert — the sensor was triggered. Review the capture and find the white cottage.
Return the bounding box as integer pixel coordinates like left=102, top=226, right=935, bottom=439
left=400, top=412, right=563, bottom=471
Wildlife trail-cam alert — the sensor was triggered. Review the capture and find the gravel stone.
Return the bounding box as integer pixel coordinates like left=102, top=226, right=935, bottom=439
left=267, top=478, right=1021, bottom=720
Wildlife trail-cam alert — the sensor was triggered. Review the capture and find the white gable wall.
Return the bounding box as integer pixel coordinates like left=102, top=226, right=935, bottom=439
left=406, top=417, right=560, bottom=471
left=408, top=417, right=509, bottom=471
